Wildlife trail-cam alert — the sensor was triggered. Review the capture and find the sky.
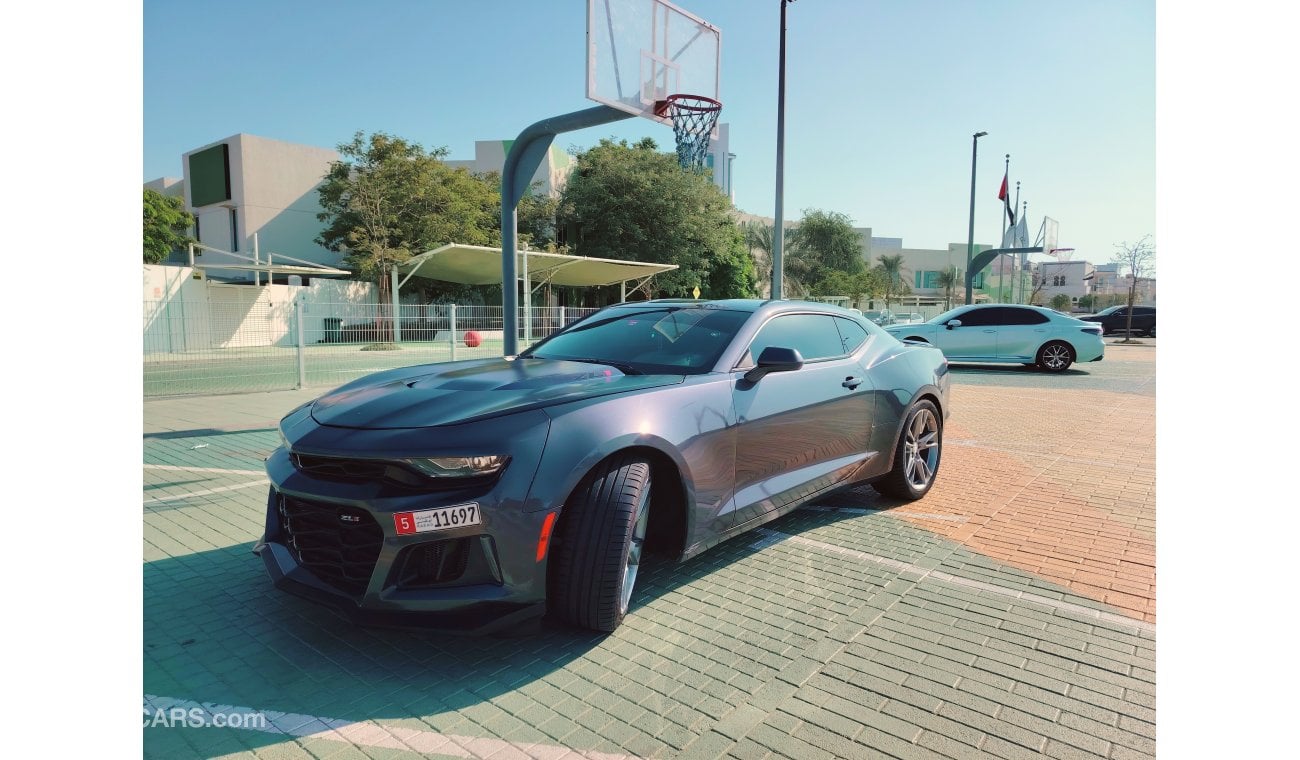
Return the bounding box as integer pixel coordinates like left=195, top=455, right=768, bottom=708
left=144, top=0, right=1154, bottom=264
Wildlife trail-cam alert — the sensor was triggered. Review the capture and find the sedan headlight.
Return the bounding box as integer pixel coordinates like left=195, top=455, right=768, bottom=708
left=405, top=456, right=510, bottom=478
left=278, top=427, right=292, bottom=451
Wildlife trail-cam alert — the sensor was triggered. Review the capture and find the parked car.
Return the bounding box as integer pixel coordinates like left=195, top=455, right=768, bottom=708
left=1079, top=305, right=1156, bottom=337
left=892, top=312, right=925, bottom=325
left=861, top=309, right=894, bottom=326
left=882, top=303, right=1104, bottom=372
left=259, top=300, right=951, bottom=633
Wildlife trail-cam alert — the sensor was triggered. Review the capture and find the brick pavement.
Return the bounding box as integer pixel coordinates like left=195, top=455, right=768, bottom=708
left=143, top=346, right=1156, bottom=759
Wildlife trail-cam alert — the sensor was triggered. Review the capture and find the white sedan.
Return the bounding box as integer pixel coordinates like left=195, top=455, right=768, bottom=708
left=883, top=304, right=1104, bottom=372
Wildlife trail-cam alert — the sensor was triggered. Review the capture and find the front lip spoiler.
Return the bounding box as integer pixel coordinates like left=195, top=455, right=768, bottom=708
left=255, top=541, right=545, bottom=636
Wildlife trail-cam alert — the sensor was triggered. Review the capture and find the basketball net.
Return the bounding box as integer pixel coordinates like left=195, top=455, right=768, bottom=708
left=656, top=95, right=722, bottom=171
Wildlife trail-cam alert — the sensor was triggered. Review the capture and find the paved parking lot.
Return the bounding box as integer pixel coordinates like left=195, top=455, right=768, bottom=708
left=144, top=342, right=1156, bottom=759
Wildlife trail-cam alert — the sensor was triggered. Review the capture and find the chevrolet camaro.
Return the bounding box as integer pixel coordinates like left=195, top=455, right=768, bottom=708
left=256, top=299, right=950, bottom=633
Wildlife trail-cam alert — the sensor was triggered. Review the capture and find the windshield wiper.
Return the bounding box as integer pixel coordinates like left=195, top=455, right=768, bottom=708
left=562, top=357, right=643, bottom=375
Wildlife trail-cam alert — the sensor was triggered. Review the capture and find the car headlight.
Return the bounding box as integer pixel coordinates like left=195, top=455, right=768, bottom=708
left=279, top=427, right=292, bottom=451
left=405, top=456, right=510, bottom=478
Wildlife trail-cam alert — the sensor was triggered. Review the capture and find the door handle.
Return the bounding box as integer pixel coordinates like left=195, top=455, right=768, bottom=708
left=842, top=376, right=863, bottom=389
left=982, top=329, right=996, bottom=333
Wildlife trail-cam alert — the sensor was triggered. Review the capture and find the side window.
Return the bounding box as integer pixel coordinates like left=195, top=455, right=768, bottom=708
left=1003, top=308, right=1050, bottom=325
left=1136, top=307, right=1155, bottom=315
left=833, top=317, right=871, bottom=354
left=955, top=308, right=1003, bottom=327
left=743, top=314, right=846, bottom=366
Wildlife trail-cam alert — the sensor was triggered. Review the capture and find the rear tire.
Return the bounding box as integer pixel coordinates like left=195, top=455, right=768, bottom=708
left=1037, top=341, right=1074, bottom=373
left=547, top=454, right=652, bottom=632
left=875, top=400, right=942, bottom=501
left=1147, top=324, right=1156, bottom=338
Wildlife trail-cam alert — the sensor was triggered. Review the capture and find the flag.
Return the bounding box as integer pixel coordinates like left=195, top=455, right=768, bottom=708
left=997, top=172, right=1016, bottom=226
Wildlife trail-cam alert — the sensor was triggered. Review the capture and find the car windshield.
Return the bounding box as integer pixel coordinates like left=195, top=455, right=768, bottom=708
left=521, top=306, right=752, bottom=375
left=1096, top=306, right=1123, bottom=315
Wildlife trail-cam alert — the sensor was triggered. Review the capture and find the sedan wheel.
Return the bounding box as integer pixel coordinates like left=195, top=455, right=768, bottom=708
left=875, top=400, right=942, bottom=500
left=1037, top=341, right=1074, bottom=373
left=548, top=454, right=652, bottom=632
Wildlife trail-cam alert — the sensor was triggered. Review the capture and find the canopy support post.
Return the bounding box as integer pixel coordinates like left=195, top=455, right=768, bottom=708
left=390, top=267, right=402, bottom=343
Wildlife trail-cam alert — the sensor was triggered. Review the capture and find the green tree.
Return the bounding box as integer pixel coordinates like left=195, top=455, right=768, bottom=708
left=874, top=254, right=911, bottom=309
left=316, top=132, right=501, bottom=319
left=813, top=268, right=885, bottom=309
left=793, top=209, right=864, bottom=284
left=934, top=266, right=962, bottom=310
left=1077, top=294, right=1096, bottom=311
left=143, top=189, right=195, bottom=264
left=559, top=137, right=749, bottom=299
left=1050, top=293, right=1073, bottom=312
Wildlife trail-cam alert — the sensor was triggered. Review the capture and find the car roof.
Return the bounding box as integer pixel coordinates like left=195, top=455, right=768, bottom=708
left=609, top=298, right=864, bottom=318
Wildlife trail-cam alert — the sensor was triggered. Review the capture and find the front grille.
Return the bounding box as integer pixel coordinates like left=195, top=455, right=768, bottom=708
left=393, top=538, right=472, bottom=589
left=278, top=495, right=383, bottom=597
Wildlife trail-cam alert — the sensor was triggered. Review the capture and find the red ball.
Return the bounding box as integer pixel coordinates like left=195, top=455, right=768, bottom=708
left=463, top=330, right=482, bottom=348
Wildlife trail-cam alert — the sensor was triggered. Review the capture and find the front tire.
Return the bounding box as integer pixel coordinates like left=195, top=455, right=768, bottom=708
left=1147, top=324, right=1156, bottom=338
left=875, top=400, right=942, bottom=501
left=1037, top=341, right=1074, bottom=372
left=548, top=454, right=652, bottom=632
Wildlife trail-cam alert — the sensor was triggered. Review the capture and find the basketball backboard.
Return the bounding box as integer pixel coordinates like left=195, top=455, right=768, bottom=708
left=587, top=0, right=721, bottom=134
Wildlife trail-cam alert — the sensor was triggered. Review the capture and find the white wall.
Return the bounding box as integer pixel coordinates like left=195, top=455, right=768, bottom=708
left=143, top=264, right=377, bottom=353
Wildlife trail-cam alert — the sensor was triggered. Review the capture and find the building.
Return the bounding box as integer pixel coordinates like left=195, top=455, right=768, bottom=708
left=704, top=123, right=735, bottom=201
left=444, top=140, right=575, bottom=197
left=1031, top=259, right=1095, bottom=308
left=146, top=134, right=344, bottom=281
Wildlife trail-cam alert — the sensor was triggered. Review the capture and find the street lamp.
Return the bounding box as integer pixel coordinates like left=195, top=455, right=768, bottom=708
left=964, top=131, right=987, bottom=305
left=772, top=0, right=796, bottom=301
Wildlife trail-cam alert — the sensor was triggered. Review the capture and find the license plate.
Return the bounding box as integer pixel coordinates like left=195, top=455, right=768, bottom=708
left=393, top=503, right=481, bottom=535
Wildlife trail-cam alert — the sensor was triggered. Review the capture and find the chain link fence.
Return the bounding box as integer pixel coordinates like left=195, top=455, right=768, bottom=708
left=144, top=299, right=602, bottom=397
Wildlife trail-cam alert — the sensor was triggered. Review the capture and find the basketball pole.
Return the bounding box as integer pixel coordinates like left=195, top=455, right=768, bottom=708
left=500, top=105, right=634, bottom=356
left=772, top=0, right=793, bottom=301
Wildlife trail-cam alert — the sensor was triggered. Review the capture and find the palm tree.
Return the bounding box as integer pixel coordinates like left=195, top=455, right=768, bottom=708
left=746, top=223, right=818, bottom=298
left=875, top=254, right=907, bottom=309
left=935, top=266, right=962, bottom=310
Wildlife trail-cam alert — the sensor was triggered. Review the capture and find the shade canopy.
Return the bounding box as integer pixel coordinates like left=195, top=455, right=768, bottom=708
left=397, top=243, right=677, bottom=289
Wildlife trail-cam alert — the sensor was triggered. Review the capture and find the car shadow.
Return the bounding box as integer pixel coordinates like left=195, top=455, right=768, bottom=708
left=947, top=362, right=1090, bottom=376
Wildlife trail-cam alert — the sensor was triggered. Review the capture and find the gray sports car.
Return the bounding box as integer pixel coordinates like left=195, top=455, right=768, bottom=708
left=257, top=299, right=950, bottom=633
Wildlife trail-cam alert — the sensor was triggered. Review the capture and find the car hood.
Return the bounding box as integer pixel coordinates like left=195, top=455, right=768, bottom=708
left=310, top=358, right=684, bottom=429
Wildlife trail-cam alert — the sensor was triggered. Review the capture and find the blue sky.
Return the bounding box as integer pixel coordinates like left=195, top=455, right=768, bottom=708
left=144, top=0, right=1154, bottom=262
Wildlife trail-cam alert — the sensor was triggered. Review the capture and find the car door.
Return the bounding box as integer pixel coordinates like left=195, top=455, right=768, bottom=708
left=996, top=306, right=1052, bottom=361
left=728, top=313, right=875, bottom=530
left=935, top=307, right=1001, bottom=360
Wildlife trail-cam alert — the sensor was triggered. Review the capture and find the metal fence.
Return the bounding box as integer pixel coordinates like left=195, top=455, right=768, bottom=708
left=143, top=299, right=601, bottom=397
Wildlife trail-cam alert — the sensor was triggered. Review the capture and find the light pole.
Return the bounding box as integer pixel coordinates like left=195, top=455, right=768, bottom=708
left=772, top=0, right=795, bottom=300
left=964, top=131, right=987, bottom=305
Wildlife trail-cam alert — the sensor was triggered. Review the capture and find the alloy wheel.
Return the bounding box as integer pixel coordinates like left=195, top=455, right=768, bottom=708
left=903, top=409, right=940, bottom=490
left=619, top=486, right=651, bottom=615
left=1042, top=344, right=1071, bottom=371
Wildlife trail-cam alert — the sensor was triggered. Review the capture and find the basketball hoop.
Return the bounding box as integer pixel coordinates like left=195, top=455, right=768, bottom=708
left=655, top=94, right=722, bottom=171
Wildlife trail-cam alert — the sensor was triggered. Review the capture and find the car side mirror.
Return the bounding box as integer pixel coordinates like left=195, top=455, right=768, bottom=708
left=744, top=346, right=804, bottom=383
left=946, top=319, right=962, bottom=330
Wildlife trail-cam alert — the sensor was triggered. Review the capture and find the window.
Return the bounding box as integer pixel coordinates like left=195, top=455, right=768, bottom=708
left=833, top=317, right=870, bottom=354
left=915, top=271, right=940, bottom=289
left=229, top=208, right=239, bottom=252
left=972, top=272, right=985, bottom=288
left=951, top=307, right=1004, bottom=327
left=745, top=313, right=846, bottom=364
left=1052, top=275, right=1067, bottom=287
left=1001, top=307, right=1050, bottom=325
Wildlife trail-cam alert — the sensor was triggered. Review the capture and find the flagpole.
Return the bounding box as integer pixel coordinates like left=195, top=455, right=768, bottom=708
left=1014, top=181, right=1022, bottom=303
left=1021, top=200, right=1029, bottom=304
left=999, top=154, right=1009, bottom=302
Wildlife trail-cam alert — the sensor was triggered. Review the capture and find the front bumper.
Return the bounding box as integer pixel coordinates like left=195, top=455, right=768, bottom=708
left=257, top=407, right=557, bottom=633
